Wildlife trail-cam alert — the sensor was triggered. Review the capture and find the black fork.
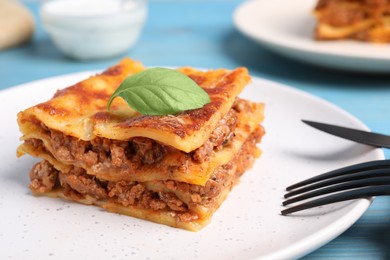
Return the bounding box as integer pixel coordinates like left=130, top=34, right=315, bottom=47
left=281, top=160, right=390, bottom=215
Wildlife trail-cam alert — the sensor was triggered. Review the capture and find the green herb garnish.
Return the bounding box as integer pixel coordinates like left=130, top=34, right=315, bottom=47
left=107, top=68, right=210, bottom=115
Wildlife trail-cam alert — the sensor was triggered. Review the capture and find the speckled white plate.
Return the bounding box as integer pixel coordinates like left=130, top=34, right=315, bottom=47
left=234, top=0, right=390, bottom=73
left=0, top=71, right=384, bottom=259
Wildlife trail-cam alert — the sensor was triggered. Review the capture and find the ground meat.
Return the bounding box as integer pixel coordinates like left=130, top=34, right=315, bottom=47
left=50, top=130, right=90, bottom=163
left=90, top=137, right=112, bottom=153
left=203, top=163, right=234, bottom=198
left=192, top=140, right=213, bottom=162
left=25, top=138, right=44, bottom=149
left=89, top=138, right=115, bottom=164
left=30, top=127, right=261, bottom=223
left=131, top=137, right=167, bottom=165
left=162, top=129, right=261, bottom=205
left=56, top=146, right=72, bottom=162
left=107, top=180, right=188, bottom=212
left=234, top=127, right=263, bottom=180
left=210, top=125, right=234, bottom=148
left=142, top=193, right=167, bottom=210
left=29, top=160, right=58, bottom=193
left=44, top=129, right=168, bottom=167
left=30, top=123, right=261, bottom=205
left=83, top=150, right=98, bottom=166
left=31, top=100, right=242, bottom=171
left=190, top=193, right=202, bottom=203
left=158, top=192, right=186, bottom=211
left=159, top=161, right=234, bottom=205
left=209, top=109, right=237, bottom=147
left=192, top=108, right=237, bottom=162
left=107, top=181, right=145, bottom=206
left=59, top=171, right=108, bottom=200
left=110, top=144, right=127, bottom=167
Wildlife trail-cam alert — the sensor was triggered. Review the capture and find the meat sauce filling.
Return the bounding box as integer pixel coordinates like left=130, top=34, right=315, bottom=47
left=27, top=103, right=242, bottom=171
left=29, top=128, right=261, bottom=222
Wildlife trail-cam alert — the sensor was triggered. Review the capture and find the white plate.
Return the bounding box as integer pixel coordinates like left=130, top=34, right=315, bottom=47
left=0, top=72, right=384, bottom=259
left=233, top=0, right=390, bottom=73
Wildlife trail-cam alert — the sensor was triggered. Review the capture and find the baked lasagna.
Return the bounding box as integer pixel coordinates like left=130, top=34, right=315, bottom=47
left=314, top=0, right=390, bottom=42
left=17, top=58, right=265, bottom=231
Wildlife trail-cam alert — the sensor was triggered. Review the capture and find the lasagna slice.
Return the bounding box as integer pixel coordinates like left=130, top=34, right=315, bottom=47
left=314, top=0, right=390, bottom=42
left=17, top=58, right=265, bottom=231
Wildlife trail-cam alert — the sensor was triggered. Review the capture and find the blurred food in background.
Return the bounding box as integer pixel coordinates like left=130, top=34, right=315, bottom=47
left=313, top=0, right=390, bottom=43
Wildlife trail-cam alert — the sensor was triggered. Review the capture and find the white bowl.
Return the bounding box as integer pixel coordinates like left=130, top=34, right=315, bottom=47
left=40, top=0, right=147, bottom=60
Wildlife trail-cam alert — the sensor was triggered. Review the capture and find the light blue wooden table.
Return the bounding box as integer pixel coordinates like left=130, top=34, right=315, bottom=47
left=1, top=1, right=390, bottom=259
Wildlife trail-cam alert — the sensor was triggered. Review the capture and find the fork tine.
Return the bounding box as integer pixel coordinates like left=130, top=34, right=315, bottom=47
left=283, top=176, right=390, bottom=206
left=281, top=185, right=390, bottom=215
left=286, top=160, right=390, bottom=191
left=284, top=168, right=390, bottom=198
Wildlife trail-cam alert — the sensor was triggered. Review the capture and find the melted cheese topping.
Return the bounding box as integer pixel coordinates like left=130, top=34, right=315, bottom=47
left=18, top=58, right=251, bottom=153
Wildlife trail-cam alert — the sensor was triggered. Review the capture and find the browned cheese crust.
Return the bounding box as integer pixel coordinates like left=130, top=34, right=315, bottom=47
left=17, top=58, right=265, bottom=231
left=18, top=58, right=251, bottom=153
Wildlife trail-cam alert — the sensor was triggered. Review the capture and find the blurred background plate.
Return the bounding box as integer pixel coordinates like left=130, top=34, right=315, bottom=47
left=233, top=0, right=390, bottom=73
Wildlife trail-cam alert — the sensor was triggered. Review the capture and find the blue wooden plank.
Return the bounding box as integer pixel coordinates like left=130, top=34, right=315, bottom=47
left=1, top=1, right=390, bottom=258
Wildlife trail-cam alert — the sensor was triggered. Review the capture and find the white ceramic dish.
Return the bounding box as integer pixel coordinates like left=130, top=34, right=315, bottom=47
left=0, top=72, right=384, bottom=259
left=40, top=0, right=147, bottom=60
left=233, top=0, right=390, bottom=73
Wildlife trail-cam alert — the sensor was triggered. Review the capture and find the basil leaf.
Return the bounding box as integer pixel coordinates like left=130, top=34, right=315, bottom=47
left=107, top=68, right=211, bottom=115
